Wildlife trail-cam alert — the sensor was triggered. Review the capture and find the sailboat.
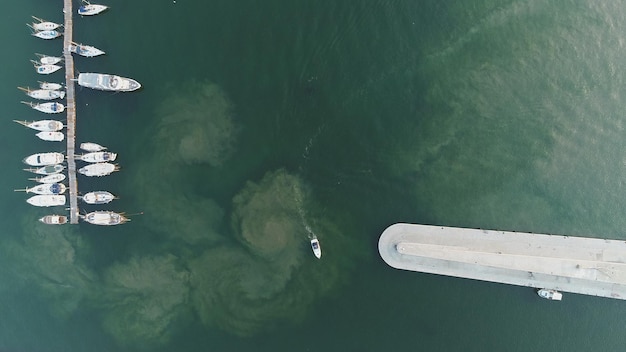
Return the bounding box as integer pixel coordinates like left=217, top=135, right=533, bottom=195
left=30, top=16, right=62, bottom=31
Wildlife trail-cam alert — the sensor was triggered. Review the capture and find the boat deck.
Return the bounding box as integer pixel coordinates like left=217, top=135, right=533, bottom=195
left=379, top=223, right=626, bottom=300
left=63, top=0, right=79, bottom=224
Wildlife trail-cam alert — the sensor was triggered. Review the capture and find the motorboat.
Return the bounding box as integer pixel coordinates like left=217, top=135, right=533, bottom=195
left=82, top=191, right=116, bottom=204
left=80, top=142, right=106, bottom=152
left=30, top=17, right=62, bottom=31
left=18, top=87, right=65, bottom=100
left=36, top=131, right=65, bottom=142
left=39, top=81, right=63, bottom=90
left=24, top=164, right=65, bottom=175
left=32, top=61, right=62, bottom=75
left=78, top=2, right=109, bottom=16
left=23, top=152, right=64, bottom=166
left=32, top=30, right=62, bottom=40
left=537, top=289, right=563, bottom=301
left=36, top=54, right=63, bottom=65
left=69, top=42, right=105, bottom=57
left=82, top=211, right=128, bottom=226
left=22, top=101, right=65, bottom=114
left=39, top=214, right=68, bottom=225
left=78, top=162, right=119, bottom=177
left=79, top=151, right=117, bottom=163
left=78, top=73, right=141, bottom=92
left=15, top=183, right=65, bottom=195
left=311, top=237, right=322, bottom=259
left=27, top=194, right=66, bottom=207
left=14, top=119, right=64, bottom=132
left=29, top=173, right=66, bottom=184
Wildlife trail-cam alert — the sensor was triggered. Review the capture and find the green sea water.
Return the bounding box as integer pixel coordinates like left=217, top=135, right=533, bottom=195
left=1, top=0, right=626, bottom=351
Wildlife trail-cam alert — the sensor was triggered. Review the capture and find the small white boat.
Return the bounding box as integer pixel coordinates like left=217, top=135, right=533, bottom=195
left=69, top=42, right=105, bottom=57
left=82, top=211, right=129, bottom=226
left=36, top=53, right=63, bottom=65
left=23, top=152, right=64, bottom=166
left=15, top=183, right=65, bottom=195
left=36, top=131, right=65, bottom=142
left=80, top=142, right=107, bottom=152
left=29, top=173, right=66, bottom=184
left=78, top=73, right=141, bottom=92
left=27, top=194, right=66, bottom=207
left=24, top=164, right=65, bottom=175
left=80, top=151, right=117, bottom=163
left=78, top=2, right=109, bottom=16
left=22, top=101, right=65, bottom=114
left=30, top=17, right=62, bottom=31
left=32, top=30, right=62, bottom=40
left=78, top=162, right=119, bottom=177
left=32, top=61, right=62, bottom=75
left=18, top=87, right=65, bottom=100
left=82, top=191, right=116, bottom=204
left=311, top=238, right=322, bottom=259
left=14, top=120, right=64, bottom=132
left=39, top=214, right=68, bottom=225
left=39, top=81, right=63, bottom=90
left=537, top=289, right=563, bottom=301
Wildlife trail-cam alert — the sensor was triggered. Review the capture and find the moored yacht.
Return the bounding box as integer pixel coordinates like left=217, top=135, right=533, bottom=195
left=79, top=151, right=117, bottom=163
left=78, top=73, right=141, bottom=92
left=82, top=191, right=116, bottom=204
left=29, top=173, right=66, bottom=184
left=80, top=142, right=106, bottom=152
left=24, top=164, right=65, bottom=175
left=38, top=81, right=63, bottom=90
left=14, top=119, right=64, bottom=132
left=32, top=30, right=62, bottom=40
left=36, top=54, right=63, bottom=65
left=32, top=61, right=62, bottom=75
left=537, top=289, right=563, bottom=301
left=78, top=2, right=109, bottom=16
left=30, top=17, right=62, bottom=31
left=22, top=101, right=65, bottom=114
left=15, top=183, right=65, bottom=195
left=18, top=87, right=65, bottom=100
left=81, top=211, right=128, bottom=225
left=36, top=131, right=65, bottom=142
left=69, top=42, right=105, bottom=57
left=23, top=152, right=64, bottom=166
left=26, top=194, right=66, bottom=207
left=39, top=214, right=68, bottom=225
left=78, top=162, right=119, bottom=177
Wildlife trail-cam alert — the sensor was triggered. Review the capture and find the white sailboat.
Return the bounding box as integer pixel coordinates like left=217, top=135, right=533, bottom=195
left=79, top=151, right=117, bottom=163
left=18, top=87, right=65, bottom=100
left=80, top=142, right=107, bottom=152
left=15, top=183, right=66, bottom=195
left=82, top=211, right=128, bottom=226
left=32, top=30, right=62, bottom=40
left=39, top=81, right=63, bottom=90
left=82, top=191, right=116, bottom=204
left=78, top=162, right=119, bottom=177
left=32, top=61, right=62, bottom=75
left=69, top=42, right=105, bottom=57
left=78, top=2, right=109, bottom=16
left=22, top=101, right=65, bottom=114
left=39, top=214, right=68, bottom=225
left=35, top=53, right=63, bottom=65
left=14, top=120, right=64, bottom=132
left=26, top=194, right=66, bottom=207
left=23, top=152, right=64, bottom=166
left=24, top=164, right=65, bottom=175
left=30, top=17, right=62, bottom=31
left=36, top=131, right=65, bottom=142
left=29, top=173, right=66, bottom=184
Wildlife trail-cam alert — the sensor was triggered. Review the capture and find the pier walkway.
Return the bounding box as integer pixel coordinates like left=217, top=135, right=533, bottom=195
left=379, top=223, right=626, bottom=300
left=63, top=0, right=79, bottom=224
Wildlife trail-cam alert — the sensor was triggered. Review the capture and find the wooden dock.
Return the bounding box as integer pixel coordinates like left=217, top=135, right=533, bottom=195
left=63, top=0, right=79, bottom=224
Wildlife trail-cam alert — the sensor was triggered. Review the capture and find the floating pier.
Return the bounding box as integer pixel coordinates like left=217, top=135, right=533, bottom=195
left=379, top=223, right=626, bottom=300
left=63, top=0, right=79, bottom=223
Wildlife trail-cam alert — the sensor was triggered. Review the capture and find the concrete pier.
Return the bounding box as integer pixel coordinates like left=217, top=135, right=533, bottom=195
left=379, top=223, right=626, bottom=300
left=63, top=0, right=79, bottom=224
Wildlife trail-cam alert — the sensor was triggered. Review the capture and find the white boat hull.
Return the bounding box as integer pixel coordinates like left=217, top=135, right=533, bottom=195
left=20, top=183, right=66, bottom=195
left=78, top=73, right=141, bottom=92
left=82, top=191, right=116, bottom=204
left=36, top=131, right=65, bottom=142
left=39, top=82, right=63, bottom=90
left=25, top=164, right=65, bottom=175
left=39, top=215, right=68, bottom=225
left=24, top=89, right=65, bottom=100
left=29, top=173, right=66, bottom=184
left=78, top=4, right=108, bottom=16
left=80, top=142, right=107, bottom=152
left=78, top=162, right=118, bottom=177
left=14, top=120, right=64, bottom=132
left=26, top=194, right=66, bottom=207
left=33, top=30, right=62, bottom=40
left=82, top=211, right=128, bottom=225
left=25, top=102, right=65, bottom=114
left=35, top=64, right=62, bottom=75
left=311, top=238, right=322, bottom=259
left=70, top=43, right=105, bottom=57
left=32, top=22, right=61, bottom=31
left=39, top=56, right=63, bottom=65
left=23, top=152, right=65, bottom=166
left=80, top=151, right=117, bottom=163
